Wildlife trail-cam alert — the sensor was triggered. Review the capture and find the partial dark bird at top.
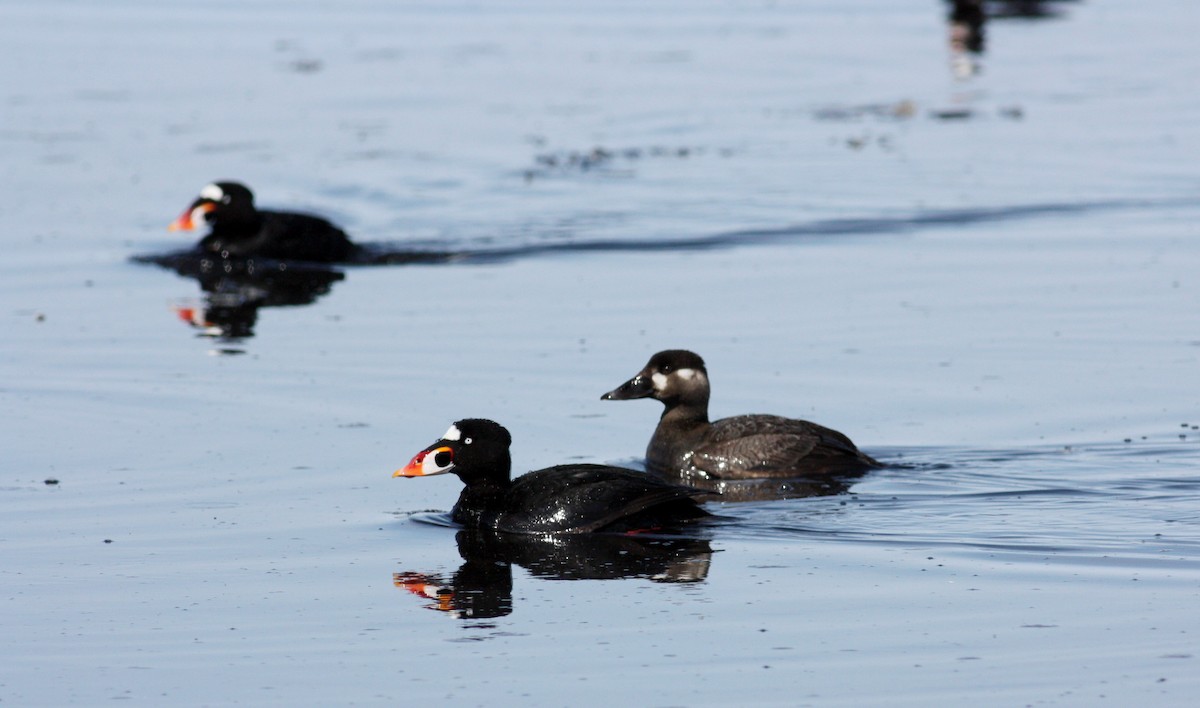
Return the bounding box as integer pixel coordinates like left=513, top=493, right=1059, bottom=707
left=602, top=349, right=880, bottom=481
left=394, top=418, right=713, bottom=534
left=169, top=181, right=359, bottom=263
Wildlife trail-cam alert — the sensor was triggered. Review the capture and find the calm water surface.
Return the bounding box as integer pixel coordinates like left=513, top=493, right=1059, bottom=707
left=3, top=1, right=1199, bottom=705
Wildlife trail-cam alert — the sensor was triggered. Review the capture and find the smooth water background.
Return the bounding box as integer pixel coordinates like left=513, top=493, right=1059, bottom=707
left=3, top=1, right=1199, bottom=705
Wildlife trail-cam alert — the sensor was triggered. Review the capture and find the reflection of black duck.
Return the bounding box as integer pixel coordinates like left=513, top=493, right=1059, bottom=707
left=143, top=253, right=344, bottom=339
left=602, top=350, right=880, bottom=481
left=169, top=181, right=359, bottom=262
left=394, top=419, right=713, bottom=534
left=395, top=532, right=515, bottom=619
left=459, top=528, right=713, bottom=582
left=393, top=529, right=714, bottom=619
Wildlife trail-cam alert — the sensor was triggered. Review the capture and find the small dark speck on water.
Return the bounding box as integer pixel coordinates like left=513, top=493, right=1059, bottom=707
left=44, top=478, right=59, bottom=485
left=290, top=59, right=323, bottom=74
left=104, top=539, right=113, bottom=544
left=35, top=312, right=45, bottom=322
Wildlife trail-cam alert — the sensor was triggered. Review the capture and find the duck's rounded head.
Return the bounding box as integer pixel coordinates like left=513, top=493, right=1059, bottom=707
left=394, top=418, right=513, bottom=484
left=169, top=181, right=257, bottom=232
left=602, top=349, right=710, bottom=407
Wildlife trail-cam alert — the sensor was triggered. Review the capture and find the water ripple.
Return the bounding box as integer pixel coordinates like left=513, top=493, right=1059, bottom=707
left=709, top=439, right=1200, bottom=568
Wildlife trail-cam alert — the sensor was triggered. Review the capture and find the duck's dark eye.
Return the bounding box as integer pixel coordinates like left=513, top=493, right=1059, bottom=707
left=434, top=450, right=453, bottom=467
left=661, top=364, right=673, bottom=374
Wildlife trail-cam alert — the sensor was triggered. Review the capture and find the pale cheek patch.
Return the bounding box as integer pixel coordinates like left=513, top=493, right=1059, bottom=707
left=199, top=183, right=225, bottom=201
left=442, top=424, right=462, bottom=441
left=651, top=372, right=668, bottom=390
left=676, top=368, right=697, bottom=380
left=190, top=204, right=213, bottom=226
left=422, top=450, right=454, bottom=475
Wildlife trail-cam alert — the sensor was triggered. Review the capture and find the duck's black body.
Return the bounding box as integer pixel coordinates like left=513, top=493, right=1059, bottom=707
left=170, top=182, right=358, bottom=262
left=451, top=463, right=710, bottom=534
left=395, top=419, right=711, bottom=534
left=602, top=350, right=880, bottom=481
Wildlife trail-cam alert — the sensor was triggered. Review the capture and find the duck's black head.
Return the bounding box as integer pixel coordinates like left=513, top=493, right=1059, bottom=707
left=169, top=181, right=258, bottom=233
left=394, top=418, right=514, bottom=486
left=601, top=349, right=711, bottom=408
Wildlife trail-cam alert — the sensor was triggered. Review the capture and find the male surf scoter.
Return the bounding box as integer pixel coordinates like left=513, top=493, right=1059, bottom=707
left=394, top=418, right=712, bottom=534
left=602, top=349, right=879, bottom=480
left=169, top=181, right=358, bottom=262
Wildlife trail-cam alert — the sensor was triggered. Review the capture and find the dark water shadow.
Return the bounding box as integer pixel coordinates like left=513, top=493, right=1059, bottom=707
left=393, top=528, right=715, bottom=620
left=354, top=197, right=1191, bottom=266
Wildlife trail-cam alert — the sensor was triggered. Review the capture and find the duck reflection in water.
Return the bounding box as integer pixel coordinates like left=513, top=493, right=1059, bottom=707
left=946, top=0, right=1078, bottom=79
left=393, top=529, right=714, bottom=620
left=946, top=0, right=986, bottom=79
left=138, top=252, right=344, bottom=341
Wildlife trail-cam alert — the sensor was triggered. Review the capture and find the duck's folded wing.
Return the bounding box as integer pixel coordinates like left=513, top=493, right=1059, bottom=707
left=688, top=413, right=871, bottom=478
left=689, top=432, right=820, bottom=477
left=508, top=465, right=707, bottom=533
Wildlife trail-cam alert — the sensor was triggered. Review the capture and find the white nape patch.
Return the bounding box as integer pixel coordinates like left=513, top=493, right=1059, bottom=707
left=651, top=372, right=668, bottom=390
left=442, top=424, right=462, bottom=441
left=676, top=368, right=697, bottom=380
left=199, top=183, right=224, bottom=201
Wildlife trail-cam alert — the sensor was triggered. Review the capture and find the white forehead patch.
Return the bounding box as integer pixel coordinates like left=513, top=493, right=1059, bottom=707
left=442, top=424, right=462, bottom=441
left=651, top=372, right=668, bottom=390
left=199, top=183, right=225, bottom=201
left=676, top=368, right=697, bottom=380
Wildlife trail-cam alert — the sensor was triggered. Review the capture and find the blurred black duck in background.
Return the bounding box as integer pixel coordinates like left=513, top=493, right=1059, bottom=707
left=168, top=181, right=359, bottom=262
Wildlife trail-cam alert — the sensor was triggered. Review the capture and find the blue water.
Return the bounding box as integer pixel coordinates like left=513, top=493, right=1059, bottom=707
left=3, top=1, right=1199, bottom=705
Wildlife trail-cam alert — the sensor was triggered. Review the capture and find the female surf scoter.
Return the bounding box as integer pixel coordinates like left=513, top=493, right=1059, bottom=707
left=394, top=418, right=712, bottom=534
left=168, top=181, right=358, bottom=262
left=602, top=349, right=879, bottom=480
